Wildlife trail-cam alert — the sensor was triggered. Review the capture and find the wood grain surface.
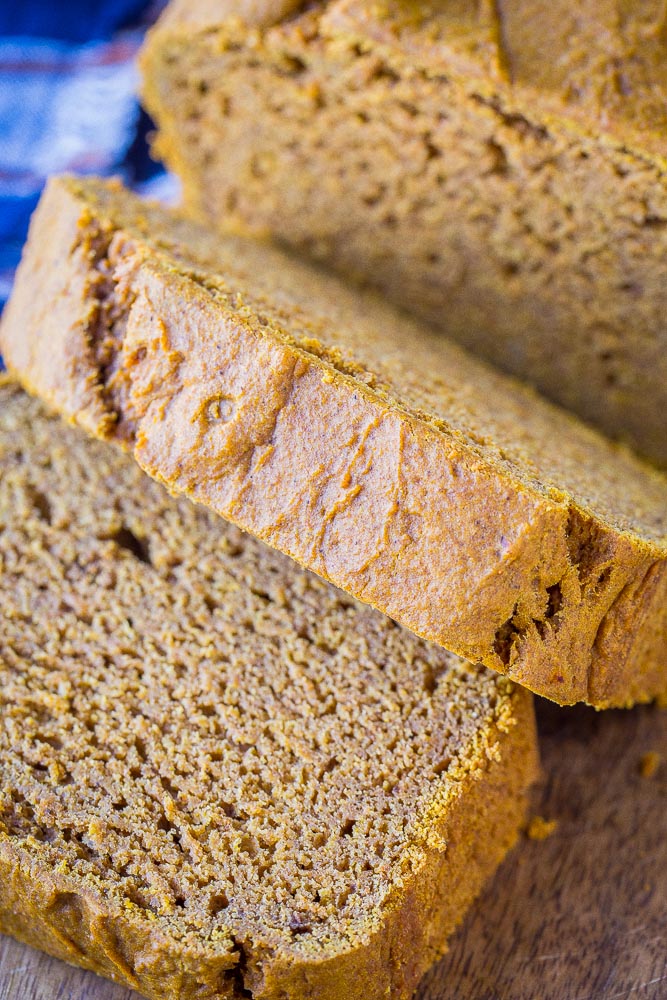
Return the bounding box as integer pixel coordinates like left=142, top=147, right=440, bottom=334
left=1, top=698, right=665, bottom=1000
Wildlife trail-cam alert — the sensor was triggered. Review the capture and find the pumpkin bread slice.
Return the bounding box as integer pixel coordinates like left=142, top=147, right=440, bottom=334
left=3, top=176, right=667, bottom=707
left=0, top=379, right=536, bottom=1000
left=141, top=0, right=667, bottom=467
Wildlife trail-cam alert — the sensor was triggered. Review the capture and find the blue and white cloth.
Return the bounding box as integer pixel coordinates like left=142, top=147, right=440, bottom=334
left=0, top=0, right=176, bottom=313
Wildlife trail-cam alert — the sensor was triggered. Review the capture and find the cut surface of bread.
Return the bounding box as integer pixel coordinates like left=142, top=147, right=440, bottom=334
left=141, top=0, right=667, bottom=467
left=3, top=176, right=667, bottom=707
left=0, top=379, right=536, bottom=1000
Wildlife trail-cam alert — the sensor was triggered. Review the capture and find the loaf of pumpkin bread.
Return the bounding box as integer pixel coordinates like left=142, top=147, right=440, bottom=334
left=3, top=176, right=667, bottom=708
left=0, top=378, right=537, bottom=1000
left=142, top=0, right=667, bottom=467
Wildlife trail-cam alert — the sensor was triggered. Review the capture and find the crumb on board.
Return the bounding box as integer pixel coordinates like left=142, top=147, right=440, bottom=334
left=526, top=815, right=558, bottom=841
left=639, top=751, right=661, bottom=779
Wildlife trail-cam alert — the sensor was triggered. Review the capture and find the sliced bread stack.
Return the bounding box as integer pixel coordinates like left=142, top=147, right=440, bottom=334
left=3, top=4, right=667, bottom=996
left=2, top=169, right=667, bottom=995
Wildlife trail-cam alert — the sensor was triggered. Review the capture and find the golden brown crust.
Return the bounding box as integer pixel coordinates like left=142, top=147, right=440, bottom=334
left=0, top=849, right=233, bottom=998
left=3, top=176, right=667, bottom=707
left=0, top=382, right=537, bottom=1000
left=141, top=0, right=667, bottom=466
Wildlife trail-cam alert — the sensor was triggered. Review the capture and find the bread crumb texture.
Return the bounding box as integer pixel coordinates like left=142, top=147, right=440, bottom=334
left=3, top=176, right=667, bottom=708
left=0, top=381, right=536, bottom=1000
left=142, top=0, right=667, bottom=467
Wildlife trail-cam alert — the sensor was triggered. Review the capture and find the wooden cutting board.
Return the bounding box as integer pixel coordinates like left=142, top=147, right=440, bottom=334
left=1, top=698, right=666, bottom=1000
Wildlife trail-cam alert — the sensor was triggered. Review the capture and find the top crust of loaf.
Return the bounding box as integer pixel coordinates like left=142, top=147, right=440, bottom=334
left=2, top=175, right=667, bottom=707
left=157, top=0, right=667, bottom=157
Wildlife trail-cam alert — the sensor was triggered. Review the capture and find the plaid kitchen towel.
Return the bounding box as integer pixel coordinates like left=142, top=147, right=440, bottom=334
left=0, top=0, right=176, bottom=314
